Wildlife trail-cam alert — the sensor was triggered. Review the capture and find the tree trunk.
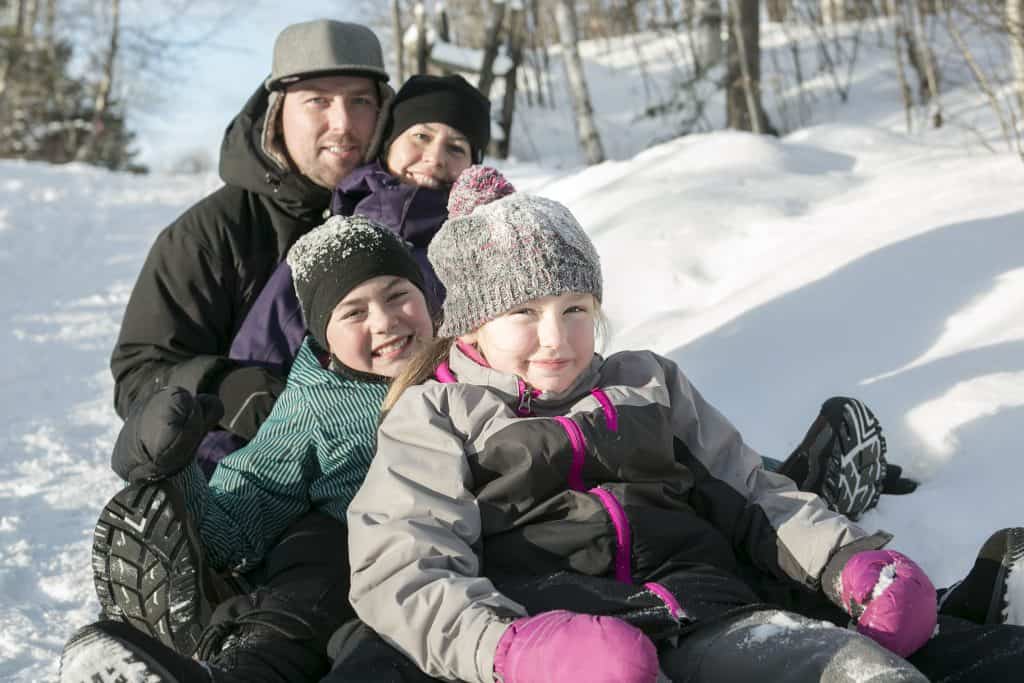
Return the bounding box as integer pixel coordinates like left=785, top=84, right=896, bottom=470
left=496, top=6, right=525, bottom=158
left=886, top=0, right=914, bottom=132
left=662, top=0, right=676, bottom=27
left=1009, top=0, right=1024, bottom=111
left=694, top=0, right=723, bottom=68
left=434, top=3, right=453, bottom=75
left=477, top=0, right=507, bottom=98
left=414, top=1, right=428, bottom=75
left=79, top=0, right=119, bottom=163
left=911, top=0, right=941, bottom=126
left=0, top=0, right=29, bottom=100
left=555, top=0, right=605, bottom=164
left=391, top=0, right=405, bottom=83
left=435, top=2, right=450, bottom=42
left=726, top=0, right=773, bottom=133
left=766, top=0, right=788, bottom=22
left=621, top=0, right=641, bottom=32
left=821, top=0, right=845, bottom=24
left=24, top=0, right=37, bottom=33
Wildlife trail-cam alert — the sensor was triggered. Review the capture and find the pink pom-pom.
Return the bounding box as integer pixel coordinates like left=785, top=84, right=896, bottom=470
left=446, top=165, right=515, bottom=218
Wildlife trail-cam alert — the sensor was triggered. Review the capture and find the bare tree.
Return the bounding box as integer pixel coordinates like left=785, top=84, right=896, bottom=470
left=415, top=1, right=428, bottom=74
left=78, top=0, right=120, bottom=162
left=554, top=0, right=605, bottom=164
left=693, top=0, right=723, bottom=68
left=910, top=0, right=942, bottom=127
left=495, top=2, right=525, bottom=158
left=767, top=0, right=788, bottom=22
left=1009, top=0, right=1024, bottom=111
left=0, top=0, right=29, bottom=100
left=477, top=0, right=507, bottom=98
left=886, top=0, right=915, bottom=132
left=392, top=0, right=405, bottom=82
left=942, top=0, right=1021, bottom=156
left=726, top=0, right=774, bottom=133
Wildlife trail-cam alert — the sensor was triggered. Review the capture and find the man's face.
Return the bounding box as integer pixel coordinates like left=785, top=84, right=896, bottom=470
left=280, top=75, right=380, bottom=189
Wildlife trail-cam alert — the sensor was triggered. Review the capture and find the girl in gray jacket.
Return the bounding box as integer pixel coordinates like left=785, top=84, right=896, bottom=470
left=339, top=186, right=1024, bottom=683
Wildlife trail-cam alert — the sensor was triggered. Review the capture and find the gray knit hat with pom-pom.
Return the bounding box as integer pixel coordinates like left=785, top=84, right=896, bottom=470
left=287, top=215, right=425, bottom=351
left=428, top=190, right=602, bottom=337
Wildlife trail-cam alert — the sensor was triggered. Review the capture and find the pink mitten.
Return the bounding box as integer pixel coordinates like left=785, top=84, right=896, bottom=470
left=446, top=166, right=515, bottom=218
left=493, top=610, right=658, bottom=683
left=840, top=550, right=937, bottom=657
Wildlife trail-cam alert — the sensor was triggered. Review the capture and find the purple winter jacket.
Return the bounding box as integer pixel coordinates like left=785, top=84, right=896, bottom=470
left=195, top=162, right=449, bottom=475
left=331, top=161, right=448, bottom=313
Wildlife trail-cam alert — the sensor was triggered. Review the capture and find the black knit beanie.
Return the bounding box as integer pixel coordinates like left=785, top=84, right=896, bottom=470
left=286, top=215, right=426, bottom=351
left=383, top=74, right=491, bottom=163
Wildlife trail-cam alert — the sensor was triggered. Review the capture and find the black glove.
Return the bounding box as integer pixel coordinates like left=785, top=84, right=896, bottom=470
left=881, top=463, right=919, bottom=495
left=112, top=386, right=223, bottom=482
left=214, top=366, right=286, bottom=441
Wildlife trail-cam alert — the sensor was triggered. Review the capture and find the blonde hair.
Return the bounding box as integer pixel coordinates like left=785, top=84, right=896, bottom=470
left=382, top=337, right=455, bottom=415
left=381, top=297, right=609, bottom=415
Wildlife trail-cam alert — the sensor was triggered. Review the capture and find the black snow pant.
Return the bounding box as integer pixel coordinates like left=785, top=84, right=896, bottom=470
left=204, top=510, right=354, bottom=683
left=325, top=610, right=1024, bottom=683
left=323, top=611, right=918, bottom=683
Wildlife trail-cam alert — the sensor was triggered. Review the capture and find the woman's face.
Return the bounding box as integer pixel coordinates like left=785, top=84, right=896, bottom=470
left=385, top=122, right=473, bottom=189
left=325, top=276, right=434, bottom=377
left=459, top=293, right=597, bottom=394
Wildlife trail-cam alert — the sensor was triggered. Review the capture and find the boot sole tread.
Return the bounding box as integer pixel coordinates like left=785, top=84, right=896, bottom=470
left=91, top=482, right=208, bottom=656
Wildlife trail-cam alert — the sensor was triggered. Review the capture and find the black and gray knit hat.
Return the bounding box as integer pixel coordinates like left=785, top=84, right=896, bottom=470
left=381, top=74, right=491, bottom=164
left=287, top=215, right=425, bottom=351
left=428, top=192, right=602, bottom=337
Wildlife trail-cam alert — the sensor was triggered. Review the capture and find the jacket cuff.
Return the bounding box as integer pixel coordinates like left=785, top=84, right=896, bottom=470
left=821, top=531, right=893, bottom=607
left=476, top=619, right=514, bottom=683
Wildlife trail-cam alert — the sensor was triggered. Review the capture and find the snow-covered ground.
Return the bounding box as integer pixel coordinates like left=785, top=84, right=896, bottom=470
left=3, top=17, right=1024, bottom=682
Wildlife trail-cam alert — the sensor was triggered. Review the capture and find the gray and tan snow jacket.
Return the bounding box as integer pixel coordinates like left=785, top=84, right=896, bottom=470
left=347, top=345, right=889, bottom=683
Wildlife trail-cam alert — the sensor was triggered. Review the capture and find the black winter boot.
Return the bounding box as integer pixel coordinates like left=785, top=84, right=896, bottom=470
left=939, top=527, right=1024, bottom=625
left=92, top=480, right=215, bottom=656
left=59, top=620, right=214, bottom=683
left=777, top=397, right=888, bottom=520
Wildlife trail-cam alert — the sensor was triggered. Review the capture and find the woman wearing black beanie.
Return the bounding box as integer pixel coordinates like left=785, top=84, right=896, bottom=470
left=331, top=73, right=493, bottom=313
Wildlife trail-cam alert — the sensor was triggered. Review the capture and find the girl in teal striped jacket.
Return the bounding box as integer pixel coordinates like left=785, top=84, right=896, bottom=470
left=69, top=214, right=437, bottom=683
left=174, top=214, right=436, bottom=571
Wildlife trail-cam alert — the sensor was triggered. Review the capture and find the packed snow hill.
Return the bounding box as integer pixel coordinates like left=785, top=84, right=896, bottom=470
left=3, top=16, right=1024, bottom=683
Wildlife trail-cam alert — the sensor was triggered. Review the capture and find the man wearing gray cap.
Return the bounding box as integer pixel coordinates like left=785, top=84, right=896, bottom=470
left=63, top=19, right=407, bottom=683
left=110, top=19, right=391, bottom=469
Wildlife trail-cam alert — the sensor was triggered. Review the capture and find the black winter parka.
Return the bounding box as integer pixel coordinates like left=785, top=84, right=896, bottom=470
left=109, top=84, right=331, bottom=419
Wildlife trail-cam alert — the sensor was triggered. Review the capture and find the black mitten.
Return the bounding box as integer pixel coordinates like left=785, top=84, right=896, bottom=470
left=112, top=386, right=224, bottom=481
left=214, top=366, right=286, bottom=441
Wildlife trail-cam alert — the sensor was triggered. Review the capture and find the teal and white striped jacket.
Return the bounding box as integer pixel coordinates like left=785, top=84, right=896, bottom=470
left=173, top=337, right=387, bottom=571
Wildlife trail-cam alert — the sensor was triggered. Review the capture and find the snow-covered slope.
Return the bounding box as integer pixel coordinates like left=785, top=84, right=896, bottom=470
left=3, top=15, right=1024, bottom=680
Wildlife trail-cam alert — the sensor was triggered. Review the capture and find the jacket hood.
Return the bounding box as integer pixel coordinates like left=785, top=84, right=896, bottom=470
left=218, top=83, right=332, bottom=223
left=446, top=342, right=604, bottom=410
left=334, top=161, right=449, bottom=247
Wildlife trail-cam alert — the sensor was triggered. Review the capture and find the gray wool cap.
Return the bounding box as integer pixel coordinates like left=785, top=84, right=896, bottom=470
left=265, top=19, right=388, bottom=91
left=428, top=193, right=602, bottom=337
